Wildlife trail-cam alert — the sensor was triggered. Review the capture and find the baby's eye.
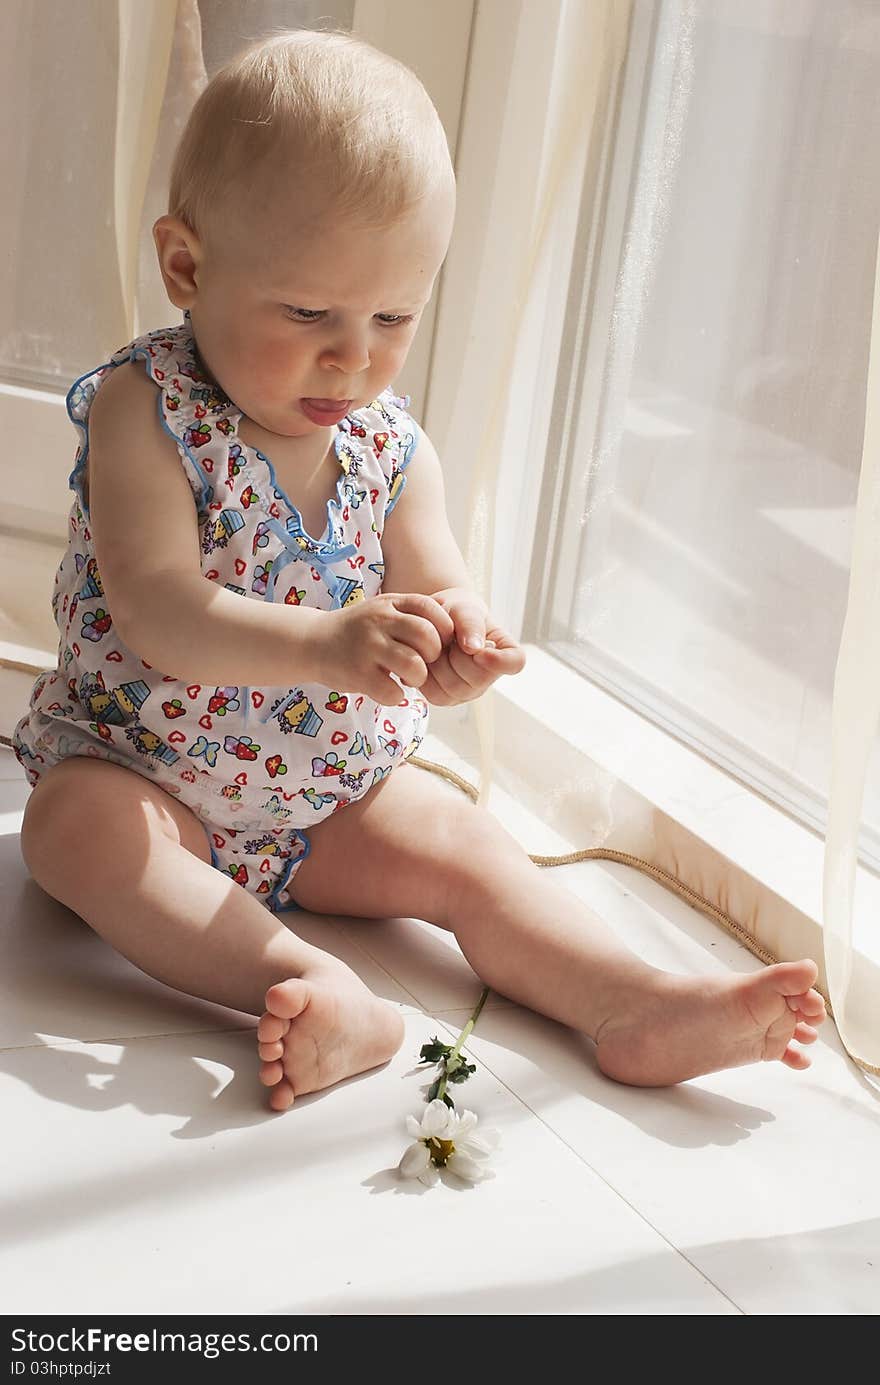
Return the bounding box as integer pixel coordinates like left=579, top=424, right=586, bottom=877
left=282, top=306, right=415, bottom=326
left=283, top=306, right=324, bottom=322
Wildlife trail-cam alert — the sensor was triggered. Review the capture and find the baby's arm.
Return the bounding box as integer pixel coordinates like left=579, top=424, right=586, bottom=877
left=88, top=365, right=450, bottom=696
left=88, top=363, right=332, bottom=686
left=381, top=430, right=526, bottom=704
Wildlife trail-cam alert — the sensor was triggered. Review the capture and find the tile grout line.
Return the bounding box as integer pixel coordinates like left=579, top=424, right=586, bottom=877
left=428, top=1011, right=746, bottom=1316
left=0, top=1025, right=253, bottom=1054
left=311, top=919, right=432, bottom=1013
left=0, top=993, right=434, bottom=1054
left=0, top=986, right=439, bottom=1054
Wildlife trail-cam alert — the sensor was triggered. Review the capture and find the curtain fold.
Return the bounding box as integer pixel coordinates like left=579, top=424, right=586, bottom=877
left=114, top=0, right=178, bottom=338
left=134, top=0, right=209, bottom=334
left=823, top=228, right=880, bottom=1077
left=458, top=0, right=634, bottom=807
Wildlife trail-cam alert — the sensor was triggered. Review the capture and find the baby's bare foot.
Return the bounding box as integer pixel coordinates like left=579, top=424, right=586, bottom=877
left=256, top=963, right=405, bottom=1111
left=595, top=959, right=827, bottom=1087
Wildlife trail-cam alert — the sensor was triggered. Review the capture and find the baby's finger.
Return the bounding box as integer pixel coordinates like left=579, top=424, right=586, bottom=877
left=394, top=593, right=456, bottom=649
left=446, top=640, right=493, bottom=688
left=456, top=614, right=489, bottom=654
left=472, top=642, right=526, bottom=675
left=420, top=666, right=454, bottom=706
left=483, top=625, right=519, bottom=650
left=424, top=647, right=460, bottom=699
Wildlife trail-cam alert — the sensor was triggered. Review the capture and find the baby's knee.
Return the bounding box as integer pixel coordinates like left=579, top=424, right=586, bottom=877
left=20, top=774, right=79, bottom=898
left=20, top=758, right=108, bottom=879
left=444, top=801, right=525, bottom=911
left=20, top=757, right=151, bottom=889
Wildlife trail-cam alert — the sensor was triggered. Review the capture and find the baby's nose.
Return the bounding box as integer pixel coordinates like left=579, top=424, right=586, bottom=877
left=319, top=331, right=371, bottom=375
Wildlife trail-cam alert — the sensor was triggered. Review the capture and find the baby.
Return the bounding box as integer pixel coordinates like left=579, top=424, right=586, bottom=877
left=13, top=30, right=825, bottom=1110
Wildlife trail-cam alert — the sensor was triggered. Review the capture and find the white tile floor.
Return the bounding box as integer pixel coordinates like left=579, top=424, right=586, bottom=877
left=3, top=671, right=880, bottom=1316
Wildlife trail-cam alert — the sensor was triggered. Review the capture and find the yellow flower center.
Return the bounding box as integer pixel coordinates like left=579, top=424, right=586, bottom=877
left=427, top=1136, right=455, bottom=1166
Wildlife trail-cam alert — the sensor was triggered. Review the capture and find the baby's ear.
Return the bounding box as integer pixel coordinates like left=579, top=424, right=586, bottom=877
left=153, top=215, right=202, bottom=311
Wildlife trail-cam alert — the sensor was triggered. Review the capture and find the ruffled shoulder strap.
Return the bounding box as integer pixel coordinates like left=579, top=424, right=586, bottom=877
left=66, top=315, right=238, bottom=516
left=340, top=387, right=420, bottom=522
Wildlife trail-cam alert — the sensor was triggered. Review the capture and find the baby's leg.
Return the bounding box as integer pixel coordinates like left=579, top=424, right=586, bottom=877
left=283, top=762, right=826, bottom=1088
left=19, top=757, right=403, bottom=1107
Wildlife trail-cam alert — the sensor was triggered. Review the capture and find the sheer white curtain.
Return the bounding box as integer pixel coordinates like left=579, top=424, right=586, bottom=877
left=425, top=0, right=634, bottom=807
left=114, top=0, right=179, bottom=340
left=131, top=0, right=207, bottom=340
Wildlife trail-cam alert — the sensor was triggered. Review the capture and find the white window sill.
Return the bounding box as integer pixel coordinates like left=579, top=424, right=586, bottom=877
left=428, top=644, right=880, bottom=999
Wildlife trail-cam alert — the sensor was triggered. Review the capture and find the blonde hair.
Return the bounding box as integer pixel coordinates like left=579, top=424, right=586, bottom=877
left=168, top=28, right=454, bottom=240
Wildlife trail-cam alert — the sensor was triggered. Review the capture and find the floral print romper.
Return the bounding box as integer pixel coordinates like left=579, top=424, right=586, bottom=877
left=12, top=314, right=428, bottom=913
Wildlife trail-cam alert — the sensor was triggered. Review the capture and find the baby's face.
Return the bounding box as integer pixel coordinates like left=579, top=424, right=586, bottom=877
left=179, top=183, right=454, bottom=439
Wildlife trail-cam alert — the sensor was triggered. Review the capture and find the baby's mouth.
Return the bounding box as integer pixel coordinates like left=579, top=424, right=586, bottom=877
left=299, top=397, right=353, bottom=423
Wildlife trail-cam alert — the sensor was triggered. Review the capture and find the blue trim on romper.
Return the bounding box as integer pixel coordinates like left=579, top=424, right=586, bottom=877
left=209, top=833, right=311, bottom=913
left=152, top=380, right=214, bottom=513
left=65, top=343, right=215, bottom=517
left=66, top=359, right=115, bottom=515
left=383, top=416, right=421, bottom=519
left=270, top=830, right=312, bottom=914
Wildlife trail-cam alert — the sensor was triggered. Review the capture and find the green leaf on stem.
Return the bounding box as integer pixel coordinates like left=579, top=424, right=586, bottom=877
left=419, top=1038, right=454, bottom=1065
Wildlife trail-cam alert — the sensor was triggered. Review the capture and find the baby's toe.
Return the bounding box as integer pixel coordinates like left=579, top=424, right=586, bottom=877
left=259, top=1058, right=284, bottom=1086
left=804, top=990, right=827, bottom=1020
left=793, top=1022, right=818, bottom=1045
left=258, top=1012, right=289, bottom=1043
left=268, top=1077, right=295, bottom=1112
left=258, top=1040, right=284, bottom=1061
left=787, top=988, right=825, bottom=1020
left=781, top=1044, right=812, bottom=1070
left=265, top=978, right=311, bottom=1021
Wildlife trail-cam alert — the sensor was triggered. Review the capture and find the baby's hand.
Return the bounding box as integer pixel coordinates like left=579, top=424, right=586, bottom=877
left=421, top=620, right=527, bottom=707
left=319, top=592, right=454, bottom=704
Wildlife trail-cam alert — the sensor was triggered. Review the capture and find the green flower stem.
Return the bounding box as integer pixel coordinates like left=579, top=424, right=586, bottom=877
left=436, top=986, right=490, bottom=1104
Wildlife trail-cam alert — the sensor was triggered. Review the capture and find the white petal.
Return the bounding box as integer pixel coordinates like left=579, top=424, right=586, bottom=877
left=458, top=1139, right=491, bottom=1162
left=405, top=1114, right=424, bottom=1139
left=447, top=1150, right=493, bottom=1183
left=418, top=1162, right=441, bottom=1187
left=461, top=1127, right=501, bottom=1158
left=456, top=1110, right=478, bottom=1137
left=398, top=1142, right=432, bottom=1179
left=422, top=1098, right=454, bottom=1138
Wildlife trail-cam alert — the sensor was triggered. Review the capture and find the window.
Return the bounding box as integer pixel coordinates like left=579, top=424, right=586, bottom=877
left=535, top=0, right=880, bottom=866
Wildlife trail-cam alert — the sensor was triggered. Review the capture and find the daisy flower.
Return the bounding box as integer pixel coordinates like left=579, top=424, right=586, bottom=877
left=397, top=987, right=499, bottom=1186
left=398, top=1099, right=500, bottom=1186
